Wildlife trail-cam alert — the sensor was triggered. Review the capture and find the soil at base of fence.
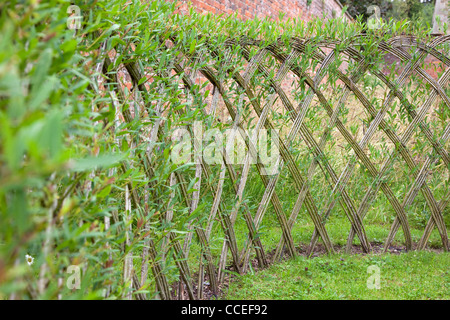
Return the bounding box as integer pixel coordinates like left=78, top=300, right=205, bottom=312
left=170, top=241, right=446, bottom=300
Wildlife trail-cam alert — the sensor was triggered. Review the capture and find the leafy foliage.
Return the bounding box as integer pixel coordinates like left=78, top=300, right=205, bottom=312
left=0, top=0, right=448, bottom=300
left=342, top=0, right=435, bottom=28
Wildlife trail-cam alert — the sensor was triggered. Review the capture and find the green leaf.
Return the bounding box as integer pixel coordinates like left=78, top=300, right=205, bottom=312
left=71, top=154, right=125, bottom=172
left=189, top=38, right=197, bottom=54
left=97, top=184, right=112, bottom=198
left=37, top=110, right=63, bottom=159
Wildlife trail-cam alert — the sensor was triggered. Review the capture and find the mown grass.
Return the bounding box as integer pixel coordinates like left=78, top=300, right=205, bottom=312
left=224, top=250, right=450, bottom=299
left=181, top=160, right=449, bottom=299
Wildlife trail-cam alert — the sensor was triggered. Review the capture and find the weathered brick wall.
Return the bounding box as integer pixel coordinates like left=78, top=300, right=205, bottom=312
left=383, top=51, right=446, bottom=80
left=177, top=0, right=352, bottom=21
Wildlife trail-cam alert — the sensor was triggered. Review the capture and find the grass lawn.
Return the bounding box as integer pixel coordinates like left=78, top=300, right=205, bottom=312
left=223, top=250, right=450, bottom=300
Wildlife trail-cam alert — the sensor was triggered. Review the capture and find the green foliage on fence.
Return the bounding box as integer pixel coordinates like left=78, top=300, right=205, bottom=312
left=0, top=0, right=448, bottom=300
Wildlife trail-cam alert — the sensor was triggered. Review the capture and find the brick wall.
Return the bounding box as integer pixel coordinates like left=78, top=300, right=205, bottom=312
left=177, top=0, right=352, bottom=21
left=383, top=51, right=446, bottom=80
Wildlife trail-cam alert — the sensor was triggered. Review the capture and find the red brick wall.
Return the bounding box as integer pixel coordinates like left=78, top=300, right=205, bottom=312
left=383, top=51, right=446, bottom=80
left=177, top=0, right=352, bottom=21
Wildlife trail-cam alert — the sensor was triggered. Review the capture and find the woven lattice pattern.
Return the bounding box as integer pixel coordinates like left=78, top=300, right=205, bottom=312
left=105, top=34, right=450, bottom=299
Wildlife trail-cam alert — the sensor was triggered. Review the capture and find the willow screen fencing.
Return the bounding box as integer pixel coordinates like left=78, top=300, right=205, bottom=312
left=105, top=32, right=450, bottom=299
left=1, top=0, right=449, bottom=300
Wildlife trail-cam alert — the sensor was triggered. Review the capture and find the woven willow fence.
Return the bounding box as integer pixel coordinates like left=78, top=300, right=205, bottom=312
left=6, top=0, right=450, bottom=300
left=95, top=30, right=450, bottom=300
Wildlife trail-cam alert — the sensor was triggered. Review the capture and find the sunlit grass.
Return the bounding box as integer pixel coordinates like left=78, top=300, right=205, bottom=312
left=225, top=251, right=450, bottom=299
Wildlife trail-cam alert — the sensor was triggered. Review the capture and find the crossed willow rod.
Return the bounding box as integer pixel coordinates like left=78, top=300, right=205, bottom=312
left=163, top=40, right=302, bottom=259
left=240, top=35, right=450, bottom=252
left=230, top=35, right=447, bottom=252
left=286, top=37, right=449, bottom=249
left=297, top=36, right=448, bottom=252
left=231, top=42, right=373, bottom=261
left=103, top=56, right=209, bottom=299
left=180, top=33, right=448, bottom=258
left=171, top=52, right=269, bottom=274
left=123, top=44, right=300, bottom=295
left=290, top=36, right=450, bottom=252
left=83, top=42, right=151, bottom=300
left=124, top=57, right=275, bottom=297
left=299, top=36, right=450, bottom=251
left=118, top=57, right=270, bottom=298
left=223, top=37, right=408, bottom=255
left=260, top=40, right=409, bottom=248
left=94, top=31, right=449, bottom=299
left=125, top=66, right=224, bottom=299
left=173, top=33, right=446, bottom=268
left=152, top=32, right=448, bottom=256
left=225, top=37, right=404, bottom=252
left=102, top=58, right=177, bottom=299
left=200, top=49, right=335, bottom=254
left=169, top=60, right=270, bottom=277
